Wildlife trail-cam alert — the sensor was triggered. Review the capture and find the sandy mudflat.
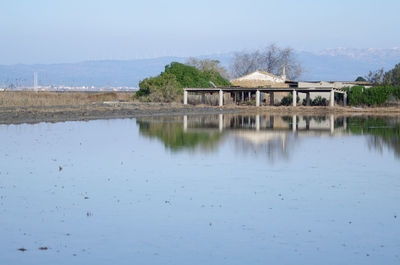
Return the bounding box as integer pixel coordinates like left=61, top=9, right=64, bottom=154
left=1, top=102, right=400, bottom=125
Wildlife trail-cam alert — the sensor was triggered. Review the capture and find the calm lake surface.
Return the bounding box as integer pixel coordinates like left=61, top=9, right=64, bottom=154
left=1, top=114, right=399, bottom=265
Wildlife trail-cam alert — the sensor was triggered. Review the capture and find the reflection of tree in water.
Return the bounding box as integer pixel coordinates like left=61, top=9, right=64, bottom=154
left=232, top=132, right=297, bottom=163
left=137, top=118, right=223, bottom=151
left=347, top=117, right=400, bottom=158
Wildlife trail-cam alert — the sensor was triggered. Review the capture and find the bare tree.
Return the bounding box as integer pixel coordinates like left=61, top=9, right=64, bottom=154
left=230, top=44, right=303, bottom=80
left=185, top=58, right=230, bottom=79
left=366, top=68, right=384, bottom=84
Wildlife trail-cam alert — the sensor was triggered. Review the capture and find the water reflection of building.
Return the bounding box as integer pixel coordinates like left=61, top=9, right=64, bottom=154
left=183, top=114, right=348, bottom=161
left=137, top=115, right=400, bottom=159
left=184, top=114, right=347, bottom=135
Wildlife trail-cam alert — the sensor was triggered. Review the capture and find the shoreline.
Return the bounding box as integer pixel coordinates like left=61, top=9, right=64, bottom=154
left=1, top=102, right=400, bottom=125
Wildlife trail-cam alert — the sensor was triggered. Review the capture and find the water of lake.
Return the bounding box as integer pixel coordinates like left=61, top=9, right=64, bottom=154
left=0, top=114, right=399, bottom=265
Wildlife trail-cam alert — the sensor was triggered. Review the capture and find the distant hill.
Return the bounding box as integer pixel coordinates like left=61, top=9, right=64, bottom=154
left=0, top=57, right=186, bottom=88
left=1, top=48, right=400, bottom=88
left=297, top=48, right=400, bottom=81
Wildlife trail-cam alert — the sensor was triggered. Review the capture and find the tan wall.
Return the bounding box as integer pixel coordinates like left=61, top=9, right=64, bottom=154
left=231, top=80, right=289, bottom=88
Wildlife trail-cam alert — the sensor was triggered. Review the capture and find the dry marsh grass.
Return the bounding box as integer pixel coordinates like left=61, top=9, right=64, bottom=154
left=0, top=91, right=134, bottom=107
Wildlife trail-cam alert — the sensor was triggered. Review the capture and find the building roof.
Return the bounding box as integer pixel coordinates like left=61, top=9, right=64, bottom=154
left=232, top=70, right=284, bottom=80
left=231, top=70, right=289, bottom=88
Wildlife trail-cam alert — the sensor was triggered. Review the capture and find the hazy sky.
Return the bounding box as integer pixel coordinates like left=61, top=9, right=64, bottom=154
left=1, top=0, right=399, bottom=64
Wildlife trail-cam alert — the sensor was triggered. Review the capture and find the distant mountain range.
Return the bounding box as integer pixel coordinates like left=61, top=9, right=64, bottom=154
left=1, top=48, right=400, bottom=88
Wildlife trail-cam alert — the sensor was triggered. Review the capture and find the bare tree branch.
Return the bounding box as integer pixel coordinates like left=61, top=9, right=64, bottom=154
left=186, top=57, right=230, bottom=79
left=230, top=44, right=303, bottom=80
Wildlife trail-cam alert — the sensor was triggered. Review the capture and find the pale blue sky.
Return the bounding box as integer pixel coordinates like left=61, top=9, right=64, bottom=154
left=1, top=0, right=399, bottom=64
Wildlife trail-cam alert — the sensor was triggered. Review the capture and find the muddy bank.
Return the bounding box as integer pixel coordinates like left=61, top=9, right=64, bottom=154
left=1, top=102, right=400, bottom=125
left=0, top=103, right=239, bottom=125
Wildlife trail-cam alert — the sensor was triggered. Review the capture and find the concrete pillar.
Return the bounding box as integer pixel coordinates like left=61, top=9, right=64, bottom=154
left=292, top=115, right=297, bottom=132
left=343, top=93, right=347, bottom=107
left=219, top=89, right=223, bottom=107
left=256, top=114, right=260, bottom=131
left=306, top=92, right=311, bottom=106
left=183, top=90, right=188, bottom=105
left=330, top=114, right=334, bottom=134
left=330, top=89, right=335, bottom=107
left=270, top=92, right=274, bottom=106
left=242, top=91, right=244, bottom=102
left=292, top=90, right=297, bottom=106
left=248, top=92, right=251, bottom=100
left=256, top=90, right=260, bottom=107
left=183, top=115, right=188, bottom=132
left=219, top=114, right=223, bottom=132
left=201, top=94, right=205, bottom=104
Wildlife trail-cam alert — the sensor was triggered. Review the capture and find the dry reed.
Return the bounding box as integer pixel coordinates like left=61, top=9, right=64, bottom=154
left=0, top=91, right=134, bottom=107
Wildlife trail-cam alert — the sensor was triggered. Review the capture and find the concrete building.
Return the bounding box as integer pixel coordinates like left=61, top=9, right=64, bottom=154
left=296, top=80, right=372, bottom=102
left=183, top=68, right=350, bottom=107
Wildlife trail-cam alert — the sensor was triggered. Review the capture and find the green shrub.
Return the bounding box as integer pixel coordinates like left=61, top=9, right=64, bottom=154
left=302, top=96, right=327, bottom=106
left=312, top=96, right=328, bottom=106
left=136, top=73, right=182, bottom=102
left=136, top=62, right=231, bottom=102
left=164, top=62, right=230, bottom=88
left=344, top=85, right=399, bottom=106
left=281, top=94, right=300, bottom=106
left=347, top=86, right=365, bottom=105
left=392, top=86, right=400, bottom=99
left=363, top=86, right=392, bottom=106
left=203, top=70, right=231, bottom=87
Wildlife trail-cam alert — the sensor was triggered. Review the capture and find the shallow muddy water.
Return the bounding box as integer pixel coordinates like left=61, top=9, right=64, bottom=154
left=0, top=114, right=399, bottom=265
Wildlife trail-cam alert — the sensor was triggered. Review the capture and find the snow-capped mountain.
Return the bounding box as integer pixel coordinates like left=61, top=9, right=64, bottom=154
left=296, top=47, right=400, bottom=81
left=315, top=47, right=400, bottom=59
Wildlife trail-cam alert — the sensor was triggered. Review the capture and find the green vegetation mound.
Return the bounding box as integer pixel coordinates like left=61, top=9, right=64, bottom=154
left=136, top=62, right=231, bottom=102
